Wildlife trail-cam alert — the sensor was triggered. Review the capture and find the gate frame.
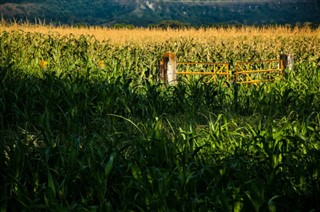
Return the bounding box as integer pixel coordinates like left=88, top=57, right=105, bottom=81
left=176, top=61, right=230, bottom=82
left=235, top=59, right=284, bottom=85
left=159, top=52, right=293, bottom=85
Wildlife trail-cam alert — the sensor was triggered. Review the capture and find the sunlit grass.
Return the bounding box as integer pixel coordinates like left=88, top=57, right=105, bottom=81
left=0, top=23, right=320, bottom=211
left=1, top=20, right=319, bottom=45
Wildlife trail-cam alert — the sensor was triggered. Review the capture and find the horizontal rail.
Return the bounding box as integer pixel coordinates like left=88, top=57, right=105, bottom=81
left=176, top=71, right=230, bottom=75
left=177, top=62, right=229, bottom=65
left=236, top=59, right=283, bottom=65
left=236, top=69, right=282, bottom=74
left=237, top=79, right=275, bottom=84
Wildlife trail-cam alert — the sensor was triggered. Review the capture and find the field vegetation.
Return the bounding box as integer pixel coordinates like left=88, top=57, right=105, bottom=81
left=0, top=23, right=320, bottom=211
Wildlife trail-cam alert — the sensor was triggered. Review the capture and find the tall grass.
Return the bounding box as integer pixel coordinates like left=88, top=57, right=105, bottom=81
left=1, top=21, right=320, bottom=45
left=0, top=26, right=320, bottom=211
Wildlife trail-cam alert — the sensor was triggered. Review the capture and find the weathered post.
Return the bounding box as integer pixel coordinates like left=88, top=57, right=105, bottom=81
left=280, top=53, right=294, bottom=71
left=280, top=53, right=294, bottom=77
left=159, top=52, right=177, bottom=85
left=287, top=53, right=294, bottom=71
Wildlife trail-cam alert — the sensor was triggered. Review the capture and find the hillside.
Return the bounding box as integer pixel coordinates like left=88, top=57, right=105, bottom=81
left=0, top=0, right=319, bottom=26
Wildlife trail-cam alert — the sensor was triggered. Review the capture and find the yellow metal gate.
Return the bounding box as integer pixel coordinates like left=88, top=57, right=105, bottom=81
left=160, top=52, right=289, bottom=85
left=176, top=62, right=230, bottom=82
left=235, top=60, right=284, bottom=85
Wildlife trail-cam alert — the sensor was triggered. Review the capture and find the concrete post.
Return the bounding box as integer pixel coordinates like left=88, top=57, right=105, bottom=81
left=159, top=52, right=177, bottom=85
left=287, top=53, right=294, bottom=71
left=280, top=53, right=294, bottom=71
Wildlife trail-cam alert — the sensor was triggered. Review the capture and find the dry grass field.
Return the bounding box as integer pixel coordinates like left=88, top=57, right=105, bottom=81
left=1, top=21, right=319, bottom=45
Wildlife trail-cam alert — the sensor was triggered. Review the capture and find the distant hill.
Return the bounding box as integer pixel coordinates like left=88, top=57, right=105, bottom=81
left=0, top=0, right=319, bottom=27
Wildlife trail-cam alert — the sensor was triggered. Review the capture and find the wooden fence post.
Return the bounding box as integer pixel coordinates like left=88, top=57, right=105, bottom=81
left=159, top=52, right=177, bottom=85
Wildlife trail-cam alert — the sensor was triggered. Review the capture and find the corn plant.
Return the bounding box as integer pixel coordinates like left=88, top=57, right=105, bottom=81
left=0, top=26, right=320, bottom=211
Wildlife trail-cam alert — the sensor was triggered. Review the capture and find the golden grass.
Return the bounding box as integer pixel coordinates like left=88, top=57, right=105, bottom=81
left=1, top=21, right=319, bottom=45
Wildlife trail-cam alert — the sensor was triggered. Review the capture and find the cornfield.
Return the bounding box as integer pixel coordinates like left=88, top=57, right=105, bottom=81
left=1, top=23, right=320, bottom=211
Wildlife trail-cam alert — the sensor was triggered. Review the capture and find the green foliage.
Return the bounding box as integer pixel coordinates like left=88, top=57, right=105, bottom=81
left=1, top=0, right=320, bottom=26
left=156, top=20, right=191, bottom=29
left=0, top=30, right=320, bottom=211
